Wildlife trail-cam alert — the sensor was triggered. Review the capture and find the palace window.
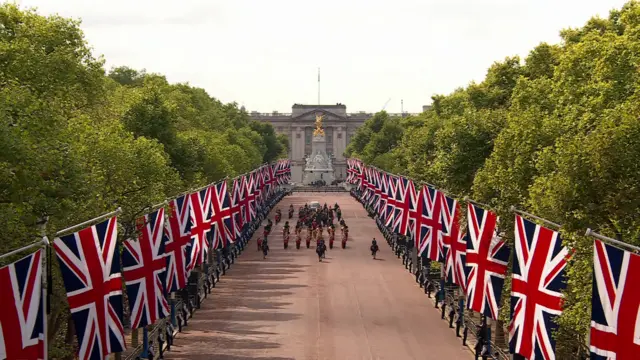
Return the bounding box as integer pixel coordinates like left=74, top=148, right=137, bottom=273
left=304, top=127, right=313, bottom=155
left=325, top=127, right=333, bottom=155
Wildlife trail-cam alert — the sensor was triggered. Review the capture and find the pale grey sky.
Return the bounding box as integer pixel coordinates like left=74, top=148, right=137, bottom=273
left=16, top=0, right=628, bottom=113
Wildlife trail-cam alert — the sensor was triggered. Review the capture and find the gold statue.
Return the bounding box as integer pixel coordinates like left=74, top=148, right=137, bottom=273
left=313, top=113, right=325, bottom=137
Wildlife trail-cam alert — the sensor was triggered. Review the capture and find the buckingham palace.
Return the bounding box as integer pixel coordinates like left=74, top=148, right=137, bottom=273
left=249, top=103, right=371, bottom=183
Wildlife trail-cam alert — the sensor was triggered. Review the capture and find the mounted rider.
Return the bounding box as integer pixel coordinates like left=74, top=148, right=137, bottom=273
left=370, top=238, right=379, bottom=259
left=316, top=238, right=327, bottom=261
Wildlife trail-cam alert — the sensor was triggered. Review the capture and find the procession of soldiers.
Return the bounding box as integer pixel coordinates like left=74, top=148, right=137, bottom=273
left=258, top=202, right=351, bottom=262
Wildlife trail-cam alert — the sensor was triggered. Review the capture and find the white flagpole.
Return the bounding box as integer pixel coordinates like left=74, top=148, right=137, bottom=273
left=41, top=237, right=49, bottom=360
left=585, top=228, right=640, bottom=252
left=55, top=208, right=122, bottom=237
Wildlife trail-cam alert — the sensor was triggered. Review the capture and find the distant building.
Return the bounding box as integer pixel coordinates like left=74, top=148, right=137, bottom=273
left=249, top=103, right=418, bottom=182
left=422, top=105, right=432, bottom=112
left=249, top=104, right=369, bottom=182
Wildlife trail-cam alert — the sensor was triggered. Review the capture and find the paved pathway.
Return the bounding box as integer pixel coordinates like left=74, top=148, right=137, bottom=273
left=165, top=193, right=470, bottom=360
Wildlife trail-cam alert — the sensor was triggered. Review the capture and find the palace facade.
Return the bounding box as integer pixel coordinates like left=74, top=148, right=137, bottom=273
left=249, top=103, right=423, bottom=183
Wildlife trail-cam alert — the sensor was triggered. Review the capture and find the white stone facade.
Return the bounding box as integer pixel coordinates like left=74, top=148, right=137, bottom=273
left=249, top=104, right=371, bottom=183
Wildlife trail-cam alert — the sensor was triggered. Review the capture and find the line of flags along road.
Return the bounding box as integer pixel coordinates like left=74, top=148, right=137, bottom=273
left=0, top=160, right=291, bottom=360
left=346, top=157, right=639, bottom=360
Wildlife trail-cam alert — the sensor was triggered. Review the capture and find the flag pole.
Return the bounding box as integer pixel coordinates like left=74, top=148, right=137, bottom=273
left=510, top=206, right=562, bottom=229
left=0, top=237, right=49, bottom=260
left=318, top=67, right=320, bottom=105
left=55, top=208, right=122, bottom=237
left=463, top=196, right=493, bottom=211
left=41, top=236, right=49, bottom=360
left=39, top=217, right=49, bottom=360
left=585, top=228, right=640, bottom=252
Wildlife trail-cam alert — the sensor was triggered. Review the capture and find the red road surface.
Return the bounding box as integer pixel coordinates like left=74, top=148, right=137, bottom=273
left=165, top=193, right=470, bottom=360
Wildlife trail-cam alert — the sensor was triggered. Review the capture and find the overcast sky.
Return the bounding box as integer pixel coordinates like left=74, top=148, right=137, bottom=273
left=17, top=0, right=628, bottom=113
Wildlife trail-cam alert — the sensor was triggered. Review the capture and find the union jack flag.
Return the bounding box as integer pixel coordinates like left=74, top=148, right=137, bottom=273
left=0, top=249, right=44, bottom=360
left=416, top=186, right=445, bottom=261
left=364, top=167, right=376, bottom=205
left=164, top=194, right=194, bottom=292
left=263, top=164, right=277, bottom=200
left=274, top=161, right=284, bottom=185
left=229, top=177, right=245, bottom=239
left=356, top=161, right=367, bottom=195
left=275, top=160, right=291, bottom=185
left=384, top=175, right=398, bottom=228
left=370, top=169, right=381, bottom=212
left=284, top=159, right=291, bottom=183
left=509, top=214, right=569, bottom=360
left=53, top=217, right=126, bottom=360
left=210, top=181, right=234, bottom=249
left=442, top=196, right=467, bottom=291
left=590, top=239, right=640, bottom=360
left=347, top=159, right=358, bottom=184
left=376, top=172, right=389, bottom=220
left=244, top=173, right=257, bottom=223
left=190, top=186, right=213, bottom=265
left=465, top=203, right=509, bottom=319
left=392, top=177, right=411, bottom=235
left=122, top=208, right=170, bottom=329
left=254, top=167, right=264, bottom=208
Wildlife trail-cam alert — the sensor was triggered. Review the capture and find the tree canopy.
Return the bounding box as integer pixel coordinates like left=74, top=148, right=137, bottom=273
left=0, top=4, right=287, bottom=356
left=346, top=1, right=640, bottom=357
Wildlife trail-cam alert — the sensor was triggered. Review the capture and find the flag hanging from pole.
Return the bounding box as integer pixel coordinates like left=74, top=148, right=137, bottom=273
left=122, top=208, right=170, bottom=329
left=0, top=249, right=45, bottom=360
left=53, top=217, right=126, bottom=360
left=509, top=214, right=569, bottom=360
left=589, top=239, right=640, bottom=359
left=164, top=194, right=194, bottom=292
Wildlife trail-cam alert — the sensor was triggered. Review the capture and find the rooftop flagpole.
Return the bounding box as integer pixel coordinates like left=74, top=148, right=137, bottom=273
left=318, top=67, right=320, bottom=105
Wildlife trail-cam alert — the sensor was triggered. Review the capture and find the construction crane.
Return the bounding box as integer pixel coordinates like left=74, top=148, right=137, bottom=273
left=381, top=98, right=391, bottom=111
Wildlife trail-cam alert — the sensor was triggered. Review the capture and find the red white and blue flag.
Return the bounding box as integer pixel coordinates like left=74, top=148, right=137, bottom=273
left=357, top=161, right=368, bottom=196
left=262, top=164, right=277, bottom=200
left=415, top=186, right=445, bottom=261
left=122, top=208, right=170, bottom=329
left=244, top=173, right=257, bottom=223
left=354, top=160, right=365, bottom=189
left=284, top=160, right=291, bottom=183
left=465, top=203, right=509, bottom=319
left=254, top=167, right=264, bottom=207
left=442, top=196, right=467, bottom=291
left=376, top=172, right=389, bottom=220
left=384, top=175, right=398, bottom=228
left=347, top=159, right=358, bottom=184
left=164, top=194, right=194, bottom=292
left=274, top=161, right=284, bottom=185
left=371, top=169, right=382, bottom=214
left=53, top=217, right=126, bottom=360
left=392, top=177, right=411, bottom=235
left=364, top=167, right=376, bottom=205
left=509, top=214, right=569, bottom=360
left=229, top=177, right=245, bottom=240
left=0, top=249, right=45, bottom=360
left=210, top=181, right=234, bottom=249
left=589, top=239, right=640, bottom=360
left=275, top=160, right=291, bottom=185
left=190, top=186, right=213, bottom=265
